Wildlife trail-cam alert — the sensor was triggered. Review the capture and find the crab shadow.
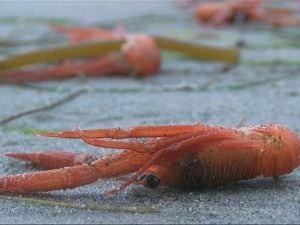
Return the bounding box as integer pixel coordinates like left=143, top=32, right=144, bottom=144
left=2, top=174, right=300, bottom=209
left=120, top=175, right=300, bottom=204
left=69, top=176, right=300, bottom=198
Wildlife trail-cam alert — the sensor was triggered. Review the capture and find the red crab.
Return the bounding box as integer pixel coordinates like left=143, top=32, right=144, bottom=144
left=1, top=24, right=161, bottom=83
left=194, top=0, right=300, bottom=27
left=0, top=123, right=300, bottom=194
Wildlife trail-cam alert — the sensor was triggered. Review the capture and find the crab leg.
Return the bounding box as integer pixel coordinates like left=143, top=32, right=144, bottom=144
left=5, top=131, right=208, bottom=174
left=0, top=151, right=150, bottom=193
left=75, top=138, right=148, bottom=153
left=39, top=124, right=208, bottom=139
left=249, top=7, right=300, bottom=27
left=5, top=151, right=98, bottom=170
left=49, top=23, right=124, bottom=43
left=78, top=131, right=207, bottom=153
left=5, top=131, right=208, bottom=173
left=1, top=54, right=127, bottom=84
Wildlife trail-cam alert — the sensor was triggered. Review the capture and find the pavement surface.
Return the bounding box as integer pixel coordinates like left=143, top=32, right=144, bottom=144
left=1, top=1, right=300, bottom=224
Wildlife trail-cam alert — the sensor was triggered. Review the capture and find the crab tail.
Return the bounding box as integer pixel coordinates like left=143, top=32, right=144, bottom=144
left=5, top=151, right=98, bottom=170
left=0, top=164, right=101, bottom=193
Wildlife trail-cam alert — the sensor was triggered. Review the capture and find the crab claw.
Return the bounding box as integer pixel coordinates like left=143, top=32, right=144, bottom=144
left=5, top=151, right=98, bottom=170
left=0, top=164, right=101, bottom=193
left=0, top=151, right=151, bottom=194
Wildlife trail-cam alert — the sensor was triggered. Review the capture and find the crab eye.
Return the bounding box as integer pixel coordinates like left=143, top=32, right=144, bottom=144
left=138, top=174, right=160, bottom=189
left=146, top=175, right=160, bottom=189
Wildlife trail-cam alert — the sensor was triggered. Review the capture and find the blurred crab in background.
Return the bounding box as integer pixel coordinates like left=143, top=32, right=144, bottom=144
left=181, top=0, right=300, bottom=27
left=1, top=24, right=161, bottom=83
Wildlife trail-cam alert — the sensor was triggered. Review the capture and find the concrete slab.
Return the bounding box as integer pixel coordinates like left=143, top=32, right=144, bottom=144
left=1, top=1, right=300, bottom=224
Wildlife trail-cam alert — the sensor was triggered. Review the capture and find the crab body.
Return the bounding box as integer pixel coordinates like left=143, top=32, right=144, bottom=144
left=0, top=124, right=299, bottom=194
